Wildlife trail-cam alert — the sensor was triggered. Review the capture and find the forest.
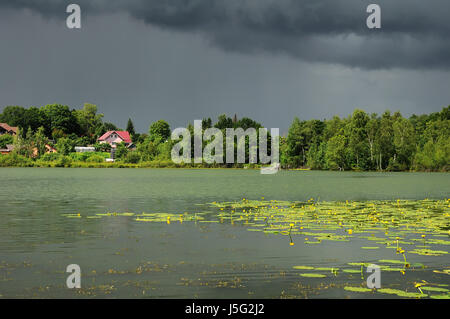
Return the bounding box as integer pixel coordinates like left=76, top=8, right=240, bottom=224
left=0, top=103, right=448, bottom=171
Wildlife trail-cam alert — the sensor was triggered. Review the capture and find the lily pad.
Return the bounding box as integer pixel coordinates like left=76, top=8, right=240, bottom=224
left=409, top=249, right=448, bottom=256
left=299, top=273, right=326, bottom=278
left=420, top=286, right=449, bottom=292
left=293, top=266, right=315, bottom=270
left=378, top=288, right=427, bottom=298
left=430, top=294, right=450, bottom=299
left=344, top=286, right=372, bottom=293
left=378, top=259, right=408, bottom=264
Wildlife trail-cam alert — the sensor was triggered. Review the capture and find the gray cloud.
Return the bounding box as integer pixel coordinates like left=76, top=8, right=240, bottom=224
left=1, top=0, right=450, bottom=69
left=1, top=8, right=449, bottom=134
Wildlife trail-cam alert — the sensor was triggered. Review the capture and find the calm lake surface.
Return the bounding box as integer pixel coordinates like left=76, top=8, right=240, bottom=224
left=0, top=168, right=449, bottom=298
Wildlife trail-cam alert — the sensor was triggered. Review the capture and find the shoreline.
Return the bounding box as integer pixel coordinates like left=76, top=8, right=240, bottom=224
left=0, top=162, right=447, bottom=173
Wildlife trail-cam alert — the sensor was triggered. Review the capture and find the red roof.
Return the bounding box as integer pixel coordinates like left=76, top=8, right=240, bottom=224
left=98, top=131, right=132, bottom=144
left=0, top=123, right=18, bottom=134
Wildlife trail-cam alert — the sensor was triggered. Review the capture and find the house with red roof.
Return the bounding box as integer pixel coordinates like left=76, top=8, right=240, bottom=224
left=0, top=123, right=18, bottom=136
left=97, top=131, right=133, bottom=148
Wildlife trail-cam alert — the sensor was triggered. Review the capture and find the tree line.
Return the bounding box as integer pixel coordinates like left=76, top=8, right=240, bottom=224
left=282, top=107, right=449, bottom=171
left=0, top=103, right=448, bottom=171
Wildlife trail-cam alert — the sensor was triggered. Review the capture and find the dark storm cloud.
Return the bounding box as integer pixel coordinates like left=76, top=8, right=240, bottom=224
left=1, top=0, right=450, bottom=69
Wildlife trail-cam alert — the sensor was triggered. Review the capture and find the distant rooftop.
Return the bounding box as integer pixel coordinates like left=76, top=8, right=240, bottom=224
left=0, top=123, right=18, bottom=135
left=98, top=130, right=132, bottom=144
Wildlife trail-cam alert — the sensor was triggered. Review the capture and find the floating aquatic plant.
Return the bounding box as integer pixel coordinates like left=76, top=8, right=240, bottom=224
left=299, top=273, right=326, bottom=278
left=59, top=197, right=449, bottom=299
left=344, top=286, right=372, bottom=293
left=419, top=286, right=449, bottom=292
left=409, top=248, right=448, bottom=256
left=292, top=266, right=315, bottom=270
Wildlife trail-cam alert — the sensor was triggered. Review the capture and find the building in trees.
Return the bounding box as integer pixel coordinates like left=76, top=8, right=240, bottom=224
left=0, top=144, right=14, bottom=155
left=0, top=123, right=18, bottom=136
left=97, top=130, right=134, bottom=149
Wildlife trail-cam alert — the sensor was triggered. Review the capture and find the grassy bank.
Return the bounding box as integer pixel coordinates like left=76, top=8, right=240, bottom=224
left=0, top=152, right=448, bottom=171
left=0, top=153, right=265, bottom=169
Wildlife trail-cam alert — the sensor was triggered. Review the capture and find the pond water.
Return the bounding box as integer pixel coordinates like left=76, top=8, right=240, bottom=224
left=0, top=168, right=449, bottom=298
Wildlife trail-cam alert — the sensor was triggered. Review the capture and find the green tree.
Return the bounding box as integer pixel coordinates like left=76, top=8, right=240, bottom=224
left=375, top=111, right=395, bottom=170
left=236, top=117, right=262, bottom=130
left=94, top=142, right=112, bottom=153
left=34, top=126, right=49, bottom=157
left=279, top=136, right=289, bottom=168
left=366, top=114, right=380, bottom=170
left=149, top=120, right=171, bottom=142
left=325, top=135, right=348, bottom=170
left=126, top=118, right=136, bottom=137
left=74, top=103, right=104, bottom=139
left=286, top=118, right=325, bottom=168
left=115, top=142, right=129, bottom=160
left=0, top=134, right=13, bottom=148
left=40, top=104, right=80, bottom=137
left=286, top=117, right=306, bottom=167
left=214, top=114, right=233, bottom=130
left=137, top=138, right=159, bottom=161
left=124, top=151, right=140, bottom=164
left=0, top=106, right=27, bottom=129
left=14, top=127, right=34, bottom=158
left=323, top=116, right=344, bottom=140
left=392, top=116, right=416, bottom=169
left=307, top=142, right=326, bottom=169
left=55, top=137, right=75, bottom=155
left=202, top=118, right=212, bottom=129
left=25, top=107, right=45, bottom=133
left=414, top=138, right=450, bottom=171
left=349, top=109, right=370, bottom=170
left=156, top=141, right=172, bottom=160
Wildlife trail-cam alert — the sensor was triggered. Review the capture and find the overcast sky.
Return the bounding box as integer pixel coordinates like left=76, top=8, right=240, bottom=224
left=1, top=0, right=449, bottom=134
